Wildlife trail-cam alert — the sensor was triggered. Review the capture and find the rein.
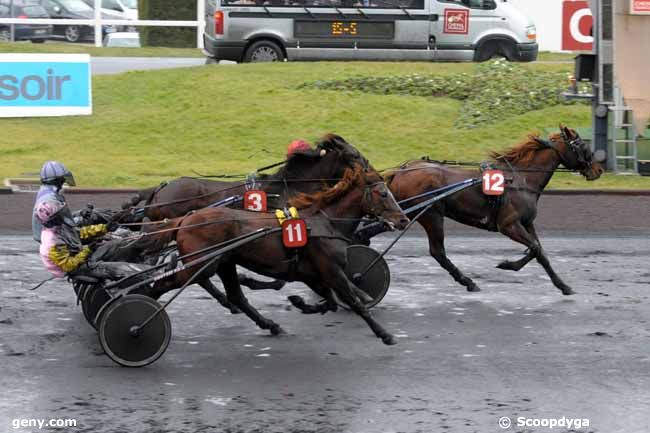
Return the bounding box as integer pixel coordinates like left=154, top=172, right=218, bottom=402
left=133, top=177, right=346, bottom=210
left=381, top=158, right=573, bottom=174
left=191, top=159, right=288, bottom=179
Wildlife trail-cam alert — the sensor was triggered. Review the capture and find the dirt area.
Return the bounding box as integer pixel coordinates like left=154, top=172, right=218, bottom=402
left=1, top=192, right=648, bottom=234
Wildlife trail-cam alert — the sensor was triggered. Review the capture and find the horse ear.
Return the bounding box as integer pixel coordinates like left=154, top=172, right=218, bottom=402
left=559, top=123, right=573, bottom=139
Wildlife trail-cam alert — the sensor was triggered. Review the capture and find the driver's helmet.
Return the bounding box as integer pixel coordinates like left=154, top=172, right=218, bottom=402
left=40, top=161, right=76, bottom=187
left=287, top=139, right=311, bottom=157
left=35, top=199, right=67, bottom=226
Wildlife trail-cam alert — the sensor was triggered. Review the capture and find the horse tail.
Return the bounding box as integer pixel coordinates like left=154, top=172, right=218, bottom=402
left=121, top=182, right=168, bottom=209
left=238, top=275, right=286, bottom=291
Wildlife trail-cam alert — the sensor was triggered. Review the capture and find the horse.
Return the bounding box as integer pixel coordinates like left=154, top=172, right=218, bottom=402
left=164, top=163, right=409, bottom=345
left=116, top=134, right=376, bottom=311
left=122, top=134, right=369, bottom=221
left=384, top=125, right=604, bottom=295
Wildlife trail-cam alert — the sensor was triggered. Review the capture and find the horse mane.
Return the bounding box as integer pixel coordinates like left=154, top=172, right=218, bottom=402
left=383, top=170, right=397, bottom=186
left=489, top=133, right=549, bottom=167
left=258, top=133, right=369, bottom=182
left=288, top=164, right=366, bottom=210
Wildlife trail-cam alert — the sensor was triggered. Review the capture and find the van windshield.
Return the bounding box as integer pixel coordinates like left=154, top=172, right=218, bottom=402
left=121, top=0, right=137, bottom=9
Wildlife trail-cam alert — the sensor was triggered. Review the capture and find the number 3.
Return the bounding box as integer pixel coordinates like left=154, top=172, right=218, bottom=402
left=244, top=190, right=267, bottom=212
left=482, top=170, right=505, bottom=196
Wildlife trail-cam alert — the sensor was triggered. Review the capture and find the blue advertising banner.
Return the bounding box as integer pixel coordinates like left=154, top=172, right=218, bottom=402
left=0, top=54, right=92, bottom=117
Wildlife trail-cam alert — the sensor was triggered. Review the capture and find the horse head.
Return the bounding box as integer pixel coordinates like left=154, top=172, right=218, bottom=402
left=279, top=134, right=371, bottom=186
left=316, top=133, right=371, bottom=170
left=359, top=167, right=409, bottom=230
left=553, top=124, right=604, bottom=181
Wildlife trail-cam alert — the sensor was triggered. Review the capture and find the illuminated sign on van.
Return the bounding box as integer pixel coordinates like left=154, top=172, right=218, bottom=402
left=0, top=54, right=91, bottom=117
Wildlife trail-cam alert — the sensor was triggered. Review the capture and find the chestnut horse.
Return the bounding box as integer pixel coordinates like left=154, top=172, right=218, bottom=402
left=164, top=164, right=409, bottom=345
left=385, top=125, right=603, bottom=295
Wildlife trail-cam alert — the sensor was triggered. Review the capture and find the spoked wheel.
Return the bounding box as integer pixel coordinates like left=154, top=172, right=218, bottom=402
left=98, top=294, right=171, bottom=368
left=81, top=286, right=111, bottom=329
left=64, top=25, right=81, bottom=43
left=335, top=245, right=391, bottom=310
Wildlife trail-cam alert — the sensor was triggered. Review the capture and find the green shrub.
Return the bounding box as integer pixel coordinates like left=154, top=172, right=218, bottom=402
left=139, top=0, right=196, bottom=47
left=300, top=60, right=591, bottom=129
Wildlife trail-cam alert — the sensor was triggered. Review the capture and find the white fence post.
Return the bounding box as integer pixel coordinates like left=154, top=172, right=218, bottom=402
left=94, top=0, right=102, bottom=47
left=197, top=0, right=205, bottom=49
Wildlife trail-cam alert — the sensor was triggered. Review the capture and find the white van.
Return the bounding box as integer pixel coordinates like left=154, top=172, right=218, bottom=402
left=203, top=0, right=538, bottom=62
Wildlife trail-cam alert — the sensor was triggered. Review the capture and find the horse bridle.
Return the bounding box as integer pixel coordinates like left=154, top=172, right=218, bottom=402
left=362, top=179, right=392, bottom=217
left=536, top=130, right=593, bottom=172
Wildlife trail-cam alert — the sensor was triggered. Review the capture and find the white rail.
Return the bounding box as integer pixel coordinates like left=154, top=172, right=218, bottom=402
left=0, top=0, right=205, bottom=48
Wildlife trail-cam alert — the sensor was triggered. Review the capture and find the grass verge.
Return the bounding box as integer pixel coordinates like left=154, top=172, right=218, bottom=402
left=0, top=41, right=204, bottom=57
left=1, top=60, right=649, bottom=189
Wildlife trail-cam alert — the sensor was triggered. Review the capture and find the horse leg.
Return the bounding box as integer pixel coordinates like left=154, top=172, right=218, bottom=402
left=497, top=250, right=535, bottom=271
left=238, top=274, right=286, bottom=291
left=198, top=278, right=241, bottom=314
left=288, top=283, right=338, bottom=315
left=497, top=223, right=538, bottom=271
left=217, top=263, right=286, bottom=335
left=327, top=269, right=396, bottom=345
left=498, top=221, right=574, bottom=295
left=419, top=211, right=481, bottom=292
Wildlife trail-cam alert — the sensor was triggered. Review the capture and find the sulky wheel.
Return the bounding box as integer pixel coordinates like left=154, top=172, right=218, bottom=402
left=336, top=245, right=391, bottom=310
left=98, top=294, right=171, bottom=368
left=82, top=286, right=111, bottom=330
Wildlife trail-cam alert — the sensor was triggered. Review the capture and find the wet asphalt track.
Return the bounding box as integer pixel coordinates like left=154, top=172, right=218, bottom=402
left=1, top=231, right=649, bottom=433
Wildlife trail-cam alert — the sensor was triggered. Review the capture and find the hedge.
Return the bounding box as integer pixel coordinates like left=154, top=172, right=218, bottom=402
left=139, top=0, right=197, bottom=47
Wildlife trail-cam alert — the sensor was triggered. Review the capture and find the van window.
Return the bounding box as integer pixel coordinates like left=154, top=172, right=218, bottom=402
left=436, top=0, right=494, bottom=9
left=103, top=0, right=123, bottom=11
left=222, top=0, right=423, bottom=9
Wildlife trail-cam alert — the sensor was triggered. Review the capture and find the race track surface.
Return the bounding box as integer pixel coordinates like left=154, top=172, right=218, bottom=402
left=1, top=232, right=649, bottom=433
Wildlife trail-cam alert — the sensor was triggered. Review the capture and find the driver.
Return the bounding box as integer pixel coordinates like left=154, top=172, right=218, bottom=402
left=35, top=199, right=149, bottom=281
left=32, top=161, right=76, bottom=243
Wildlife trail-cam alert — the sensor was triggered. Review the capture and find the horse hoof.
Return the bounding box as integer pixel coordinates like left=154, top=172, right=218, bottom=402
left=496, top=261, right=512, bottom=270
left=229, top=306, right=242, bottom=314
left=382, top=335, right=397, bottom=346
left=561, top=287, right=575, bottom=296
left=270, top=324, right=286, bottom=336
left=466, top=284, right=481, bottom=292
left=288, top=295, right=306, bottom=310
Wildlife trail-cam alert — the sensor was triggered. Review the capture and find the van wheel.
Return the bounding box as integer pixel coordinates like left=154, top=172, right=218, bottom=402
left=31, top=39, right=46, bottom=44
left=474, top=41, right=498, bottom=62
left=244, top=40, right=285, bottom=63
left=64, top=25, right=81, bottom=43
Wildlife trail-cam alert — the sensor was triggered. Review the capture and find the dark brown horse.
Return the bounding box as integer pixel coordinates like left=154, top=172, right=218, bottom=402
left=120, top=134, right=375, bottom=311
left=165, top=164, right=409, bottom=344
left=123, top=134, right=368, bottom=221
left=385, top=125, right=604, bottom=295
